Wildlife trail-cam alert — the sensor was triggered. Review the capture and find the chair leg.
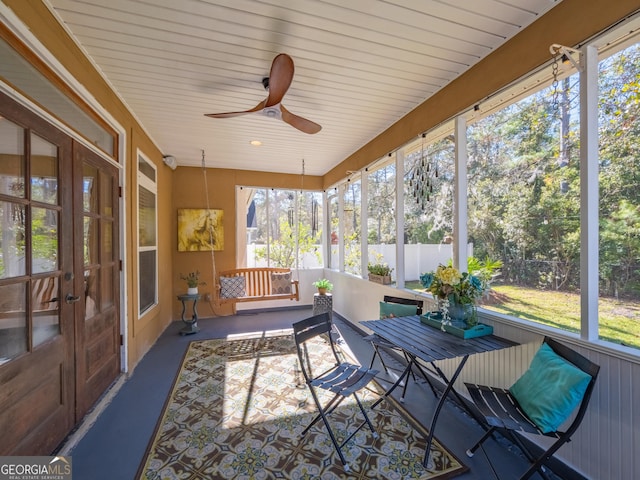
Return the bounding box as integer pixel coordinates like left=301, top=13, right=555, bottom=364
left=302, top=393, right=344, bottom=435
left=351, top=393, right=378, bottom=438
left=302, top=390, right=351, bottom=469
left=303, top=392, right=378, bottom=473
left=469, top=427, right=557, bottom=480
left=317, top=410, right=350, bottom=469
left=466, top=426, right=496, bottom=457
left=512, top=431, right=560, bottom=480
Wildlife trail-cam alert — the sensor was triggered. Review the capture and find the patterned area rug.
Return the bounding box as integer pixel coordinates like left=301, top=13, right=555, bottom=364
left=137, top=332, right=467, bottom=479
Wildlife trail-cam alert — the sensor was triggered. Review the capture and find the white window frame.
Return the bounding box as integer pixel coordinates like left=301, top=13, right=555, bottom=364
left=137, top=150, right=158, bottom=317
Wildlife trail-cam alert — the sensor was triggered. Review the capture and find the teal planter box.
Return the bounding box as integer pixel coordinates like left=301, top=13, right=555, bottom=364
left=420, top=313, right=493, bottom=339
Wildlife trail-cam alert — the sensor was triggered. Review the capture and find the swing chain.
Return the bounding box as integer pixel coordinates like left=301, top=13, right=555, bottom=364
left=551, top=53, right=560, bottom=111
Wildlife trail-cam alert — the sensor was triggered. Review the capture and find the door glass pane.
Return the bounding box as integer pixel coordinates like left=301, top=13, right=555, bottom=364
left=84, top=217, right=97, bottom=266
left=32, top=275, right=59, bottom=347
left=102, top=266, right=114, bottom=310
left=31, top=207, right=58, bottom=273
left=102, top=220, right=113, bottom=260
left=84, top=269, right=98, bottom=318
left=31, top=134, right=58, bottom=205
left=101, top=172, right=113, bottom=216
left=0, top=282, right=26, bottom=363
left=0, top=201, right=26, bottom=278
left=0, top=118, right=25, bottom=198
left=83, top=164, right=98, bottom=213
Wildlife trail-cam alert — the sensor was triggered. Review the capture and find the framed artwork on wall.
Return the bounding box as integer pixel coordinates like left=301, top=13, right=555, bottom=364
left=177, top=208, right=224, bottom=251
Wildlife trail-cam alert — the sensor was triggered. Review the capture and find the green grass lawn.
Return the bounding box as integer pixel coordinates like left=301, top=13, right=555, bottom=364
left=405, top=281, right=640, bottom=350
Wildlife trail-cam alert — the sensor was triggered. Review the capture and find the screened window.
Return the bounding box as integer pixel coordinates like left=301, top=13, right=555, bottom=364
left=343, top=177, right=361, bottom=275
left=597, top=40, right=640, bottom=349
left=322, top=28, right=640, bottom=353
left=368, top=162, right=396, bottom=281
left=138, top=153, right=157, bottom=315
left=404, top=134, right=455, bottom=287
left=468, top=75, right=582, bottom=332
left=243, top=188, right=323, bottom=269
left=329, top=192, right=339, bottom=269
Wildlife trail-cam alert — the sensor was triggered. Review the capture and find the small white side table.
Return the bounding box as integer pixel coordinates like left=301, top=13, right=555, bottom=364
left=312, top=293, right=333, bottom=318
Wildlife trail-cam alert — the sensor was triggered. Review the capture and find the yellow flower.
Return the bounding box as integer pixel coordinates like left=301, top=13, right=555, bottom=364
left=437, top=265, right=462, bottom=286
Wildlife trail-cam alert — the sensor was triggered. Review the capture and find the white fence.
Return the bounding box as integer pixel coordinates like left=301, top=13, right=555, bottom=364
left=369, top=243, right=472, bottom=281
left=247, top=243, right=472, bottom=280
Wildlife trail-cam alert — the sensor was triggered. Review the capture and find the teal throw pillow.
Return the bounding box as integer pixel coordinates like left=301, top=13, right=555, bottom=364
left=379, top=301, right=417, bottom=319
left=509, top=342, right=591, bottom=433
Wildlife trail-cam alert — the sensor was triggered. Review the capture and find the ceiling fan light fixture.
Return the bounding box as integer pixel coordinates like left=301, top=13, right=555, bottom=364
left=262, top=107, right=281, bottom=119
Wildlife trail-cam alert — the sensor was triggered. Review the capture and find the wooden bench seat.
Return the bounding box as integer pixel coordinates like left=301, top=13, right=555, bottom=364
left=217, top=267, right=299, bottom=313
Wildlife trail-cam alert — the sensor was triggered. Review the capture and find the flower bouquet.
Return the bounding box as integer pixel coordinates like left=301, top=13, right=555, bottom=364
left=419, top=264, right=488, bottom=331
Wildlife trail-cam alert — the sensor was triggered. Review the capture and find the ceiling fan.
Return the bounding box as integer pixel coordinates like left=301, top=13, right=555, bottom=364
left=205, top=53, right=322, bottom=134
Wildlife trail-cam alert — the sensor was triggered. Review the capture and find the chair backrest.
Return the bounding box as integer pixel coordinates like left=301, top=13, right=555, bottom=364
left=383, top=295, right=424, bottom=315
left=293, top=313, right=339, bottom=381
left=543, top=336, right=600, bottom=436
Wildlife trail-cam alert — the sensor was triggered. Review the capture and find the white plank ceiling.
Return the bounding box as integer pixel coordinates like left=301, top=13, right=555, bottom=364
left=45, top=0, right=560, bottom=175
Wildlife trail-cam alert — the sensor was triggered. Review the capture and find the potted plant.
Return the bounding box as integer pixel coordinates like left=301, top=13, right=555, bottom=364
left=367, top=263, right=393, bottom=285
left=180, top=270, right=205, bottom=295
left=312, top=278, right=333, bottom=295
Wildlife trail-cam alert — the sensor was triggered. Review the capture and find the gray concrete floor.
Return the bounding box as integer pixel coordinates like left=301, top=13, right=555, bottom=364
left=59, top=307, right=552, bottom=479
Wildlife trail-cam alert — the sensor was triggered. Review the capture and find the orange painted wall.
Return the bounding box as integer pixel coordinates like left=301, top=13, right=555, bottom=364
left=170, top=167, right=322, bottom=319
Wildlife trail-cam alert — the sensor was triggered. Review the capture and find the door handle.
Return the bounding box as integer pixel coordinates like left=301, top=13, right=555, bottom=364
left=65, top=294, right=81, bottom=304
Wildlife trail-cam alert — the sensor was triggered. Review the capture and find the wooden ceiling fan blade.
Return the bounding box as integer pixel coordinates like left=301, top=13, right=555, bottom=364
left=281, top=105, right=322, bottom=134
left=264, top=53, right=294, bottom=107
left=204, top=100, right=266, bottom=118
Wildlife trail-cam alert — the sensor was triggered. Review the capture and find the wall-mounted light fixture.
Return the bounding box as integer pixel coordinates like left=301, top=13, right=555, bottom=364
left=163, top=155, right=177, bottom=170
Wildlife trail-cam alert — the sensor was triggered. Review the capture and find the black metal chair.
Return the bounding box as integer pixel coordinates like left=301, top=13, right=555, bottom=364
left=366, top=296, right=423, bottom=371
left=465, top=336, right=600, bottom=480
left=364, top=296, right=437, bottom=399
left=292, top=313, right=379, bottom=472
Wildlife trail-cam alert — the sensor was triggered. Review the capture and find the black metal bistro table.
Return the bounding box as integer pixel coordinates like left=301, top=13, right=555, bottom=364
left=362, top=314, right=517, bottom=467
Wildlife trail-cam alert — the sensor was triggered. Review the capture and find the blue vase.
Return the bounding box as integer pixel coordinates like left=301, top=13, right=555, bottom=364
left=447, top=301, right=477, bottom=328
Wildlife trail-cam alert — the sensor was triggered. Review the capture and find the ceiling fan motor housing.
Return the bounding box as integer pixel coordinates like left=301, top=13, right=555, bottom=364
left=205, top=53, right=321, bottom=134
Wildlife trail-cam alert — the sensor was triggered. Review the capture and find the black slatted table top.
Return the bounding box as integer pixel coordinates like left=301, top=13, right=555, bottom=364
left=362, top=315, right=516, bottom=364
